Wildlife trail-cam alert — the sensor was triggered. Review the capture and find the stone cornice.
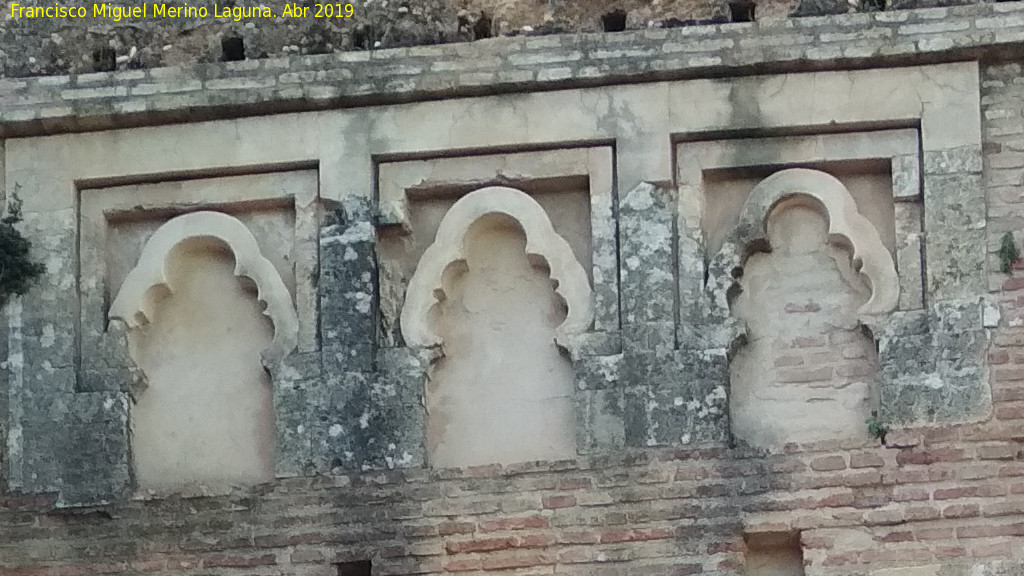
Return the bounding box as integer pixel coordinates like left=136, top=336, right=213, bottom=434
left=1, top=1, right=1022, bottom=136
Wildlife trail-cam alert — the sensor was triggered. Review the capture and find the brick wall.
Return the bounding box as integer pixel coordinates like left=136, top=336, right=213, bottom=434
left=2, top=415, right=1024, bottom=575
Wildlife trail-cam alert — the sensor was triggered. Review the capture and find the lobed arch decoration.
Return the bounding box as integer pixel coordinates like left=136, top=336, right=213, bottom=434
left=108, top=210, right=299, bottom=365
left=400, top=185, right=594, bottom=350
left=706, top=168, right=899, bottom=331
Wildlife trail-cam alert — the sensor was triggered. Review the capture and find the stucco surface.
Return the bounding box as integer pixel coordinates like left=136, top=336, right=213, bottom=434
left=424, top=214, right=578, bottom=468
left=127, top=238, right=277, bottom=493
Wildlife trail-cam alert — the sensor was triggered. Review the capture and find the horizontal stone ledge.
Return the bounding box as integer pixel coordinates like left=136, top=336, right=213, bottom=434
left=0, top=1, right=1022, bottom=137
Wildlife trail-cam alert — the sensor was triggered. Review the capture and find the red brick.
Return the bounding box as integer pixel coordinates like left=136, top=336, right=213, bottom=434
left=599, top=528, right=672, bottom=543
left=438, top=521, right=475, bottom=536
left=982, top=499, right=1024, bottom=517
left=995, top=367, right=1024, bottom=382
left=956, top=523, right=1024, bottom=538
left=557, top=531, right=599, bottom=545
left=863, top=508, right=904, bottom=526
left=928, top=467, right=957, bottom=482
left=996, top=403, right=1024, bottom=419
left=990, top=350, right=1011, bottom=364
left=1001, top=463, right=1024, bottom=477
left=896, top=448, right=965, bottom=465
left=859, top=548, right=934, bottom=563
left=480, top=553, right=554, bottom=571
left=821, top=552, right=858, bottom=567
left=850, top=452, right=885, bottom=468
left=959, top=463, right=1001, bottom=480
left=972, top=541, right=1014, bottom=558
left=444, top=558, right=482, bottom=572
left=942, top=504, right=981, bottom=519
left=515, top=534, right=554, bottom=548
left=817, top=492, right=855, bottom=507
left=844, top=470, right=882, bottom=487
left=921, top=426, right=960, bottom=445
left=934, top=486, right=980, bottom=500
left=994, top=386, right=1024, bottom=402
left=477, top=516, right=548, bottom=532
left=893, top=487, right=930, bottom=502
left=915, top=527, right=954, bottom=540
left=556, top=477, right=592, bottom=490
left=541, top=495, right=576, bottom=509
left=934, top=546, right=968, bottom=559
left=810, top=455, right=847, bottom=471
left=445, top=537, right=514, bottom=555
left=879, top=530, right=914, bottom=543
left=557, top=549, right=591, bottom=563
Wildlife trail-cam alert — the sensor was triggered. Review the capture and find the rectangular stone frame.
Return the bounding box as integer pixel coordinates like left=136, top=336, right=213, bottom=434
left=375, top=146, right=619, bottom=456
left=675, top=129, right=925, bottom=313
left=77, top=171, right=321, bottom=378
left=1, top=61, right=984, bottom=505
left=376, top=146, right=618, bottom=335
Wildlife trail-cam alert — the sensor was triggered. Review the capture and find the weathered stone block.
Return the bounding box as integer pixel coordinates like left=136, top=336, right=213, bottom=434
left=273, top=376, right=316, bottom=477
left=923, top=173, right=987, bottom=301
left=319, top=197, right=377, bottom=372
left=14, top=391, right=130, bottom=505
left=315, top=365, right=425, bottom=474
left=879, top=302, right=991, bottom=426
left=576, top=388, right=626, bottom=452
left=573, top=353, right=623, bottom=391
left=56, top=392, right=131, bottom=506
left=619, top=183, right=677, bottom=328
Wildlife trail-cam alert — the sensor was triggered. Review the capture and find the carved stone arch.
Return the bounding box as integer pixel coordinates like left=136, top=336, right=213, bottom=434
left=109, top=210, right=299, bottom=364
left=706, top=168, right=899, bottom=331
left=401, top=186, right=594, bottom=350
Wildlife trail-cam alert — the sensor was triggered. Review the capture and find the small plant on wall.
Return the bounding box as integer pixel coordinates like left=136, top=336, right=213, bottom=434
left=0, top=195, right=45, bottom=309
left=865, top=410, right=889, bottom=444
left=999, top=232, right=1021, bottom=274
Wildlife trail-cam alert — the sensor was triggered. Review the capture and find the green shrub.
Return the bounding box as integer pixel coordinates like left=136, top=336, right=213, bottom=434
left=999, top=232, right=1021, bottom=275
left=0, top=196, right=45, bottom=309
left=865, top=410, right=888, bottom=443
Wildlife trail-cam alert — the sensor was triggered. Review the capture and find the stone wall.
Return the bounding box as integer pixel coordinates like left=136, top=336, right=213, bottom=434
left=2, top=3, right=1024, bottom=576
left=1, top=1, right=1023, bottom=135
left=0, top=0, right=933, bottom=78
